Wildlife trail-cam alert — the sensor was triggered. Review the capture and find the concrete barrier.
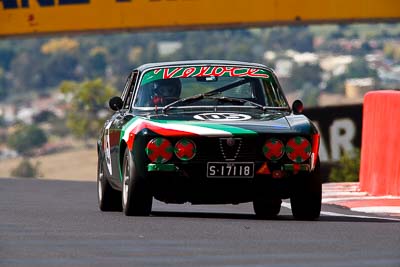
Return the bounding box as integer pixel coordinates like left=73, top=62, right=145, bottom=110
left=359, top=90, right=400, bottom=196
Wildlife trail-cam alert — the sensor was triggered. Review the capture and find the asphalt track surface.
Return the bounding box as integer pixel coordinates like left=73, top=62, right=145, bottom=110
left=1, top=178, right=400, bottom=267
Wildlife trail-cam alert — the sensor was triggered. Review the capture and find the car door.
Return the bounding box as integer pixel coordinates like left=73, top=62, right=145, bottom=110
left=105, top=71, right=138, bottom=187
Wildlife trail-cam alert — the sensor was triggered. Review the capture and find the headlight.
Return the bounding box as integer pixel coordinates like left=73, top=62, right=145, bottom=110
left=174, top=138, right=196, bottom=161
left=286, top=136, right=311, bottom=163
left=145, top=137, right=173, bottom=163
left=262, top=138, right=284, bottom=161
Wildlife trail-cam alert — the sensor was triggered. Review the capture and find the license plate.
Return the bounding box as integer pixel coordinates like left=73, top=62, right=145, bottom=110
left=207, top=162, right=254, bottom=178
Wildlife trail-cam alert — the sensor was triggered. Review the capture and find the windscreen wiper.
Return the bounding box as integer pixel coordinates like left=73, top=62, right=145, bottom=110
left=162, top=93, right=289, bottom=114
left=163, top=91, right=229, bottom=113
left=210, top=96, right=290, bottom=112
left=162, top=93, right=206, bottom=114
left=208, top=96, right=268, bottom=111
left=204, top=79, right=249, bottom=96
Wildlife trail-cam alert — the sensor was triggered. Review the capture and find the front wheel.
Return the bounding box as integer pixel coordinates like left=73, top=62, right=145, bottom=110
left=122, top=149, right=152, bottom=216
left=290, top=159, right=322, bottom=220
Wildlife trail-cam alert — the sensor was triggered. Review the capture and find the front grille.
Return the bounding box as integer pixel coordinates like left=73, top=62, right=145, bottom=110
left=194, top=137, right=258, bottom=162
left=190, top=134, right=312, bottom=164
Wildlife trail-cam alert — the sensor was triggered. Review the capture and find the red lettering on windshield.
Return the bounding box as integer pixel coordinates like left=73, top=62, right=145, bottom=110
left=159, top=66, right=269, bottom=80
left=210, top=66, right=225, bottom=76
left=246, top=68, right=269, bottom=78
left=182, top=67, right=196, bottom=78
left=232, top=67, right=248, bottom=77
left=163, top=67, right=182, bottom=79
left=197, top=66, right=211, bottom=76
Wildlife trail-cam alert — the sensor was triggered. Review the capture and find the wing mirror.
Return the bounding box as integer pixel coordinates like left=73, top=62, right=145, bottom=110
left=109, top=96, right=123, bottom=111
left=292, top=100, right=304, bottom=115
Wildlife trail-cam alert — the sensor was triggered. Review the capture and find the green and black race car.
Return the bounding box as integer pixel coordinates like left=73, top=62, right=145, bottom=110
left=97, top=60, right=321, bottom=220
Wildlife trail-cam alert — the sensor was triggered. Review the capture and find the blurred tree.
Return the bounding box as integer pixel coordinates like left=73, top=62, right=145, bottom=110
left=10, top=158, right=41, bottom=178
left=142, top=41, right=159, bottom=63
left=7, top=124, right=48, bottom=156
left=41, top=37, right=79, bottom=55
left=325, top=75, right=346, bottom=94
left=325, top=57, right=377, bottom=94
left=384, top=42, right=395, bottom=57
left=128, top=46, right=143, bottom=64
left=300, top=82, right=320, bottom=107
left=264, top=26, right=314, bottom=52
left=42, top=53, right=79, bottom=87
left=0, top=46, right=15, bottom=70
left=288, top=63, right=322, bottom=91
left=0, top=115, right=5, bottom=127
left=294, top=28, right=315, bottom=52
left=49, top=118, right=70, bottom=137
left=329, top=149, right=360, bottom=182
left=0, top=68, right=7, bottom=100
left=86, top=47, right=108, bottom=78
left=329, top=30, right=345, bottom=39
left=33, top=110, right=57, bottom=124
left=346, top=58, right=378, bottom=78
left=9, top=52, right=33, bottom=92
left=59, top=78, right=117, bottom=140
left=383, top=42, right=400, bottom=62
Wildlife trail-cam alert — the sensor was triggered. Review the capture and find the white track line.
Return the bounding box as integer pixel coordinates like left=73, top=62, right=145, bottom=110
left=322, top=195, right=400, bottom=203
left=281, top=202, right=400, bottom=222
left=351, top=206, right=400, bottom=214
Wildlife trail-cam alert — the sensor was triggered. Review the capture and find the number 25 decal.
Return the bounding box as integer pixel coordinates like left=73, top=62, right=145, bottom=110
left=194, top=113, right=251, bottom=121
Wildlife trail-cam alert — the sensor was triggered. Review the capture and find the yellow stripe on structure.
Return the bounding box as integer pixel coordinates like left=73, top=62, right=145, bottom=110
left=0, top=0, right=399, bottom=37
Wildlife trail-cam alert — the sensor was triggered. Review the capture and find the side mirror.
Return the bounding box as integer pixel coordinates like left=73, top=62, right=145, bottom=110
left=292, top=100, right=304, bottom=115
left=109, top=96, right=123, bottom=111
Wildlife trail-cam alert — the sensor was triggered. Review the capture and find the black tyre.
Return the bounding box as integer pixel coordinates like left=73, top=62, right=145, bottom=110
left=253, top=197, right=282, bottom=219
left=97, top=158, right=122, bottom=211
left=290, top=159, right=322, bottom=220
left=122, top=149, right=152, bottom=216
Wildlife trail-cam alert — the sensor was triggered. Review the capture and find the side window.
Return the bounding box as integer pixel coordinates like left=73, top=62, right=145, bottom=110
left=262, top=79, right=286, bottom=107
left=121, top=74, right=132, bottom=102
left=121, top=71, right=138, bottom=110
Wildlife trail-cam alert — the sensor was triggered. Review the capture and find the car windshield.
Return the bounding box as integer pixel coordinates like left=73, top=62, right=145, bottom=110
left=133, top=66, right=288, bottom=110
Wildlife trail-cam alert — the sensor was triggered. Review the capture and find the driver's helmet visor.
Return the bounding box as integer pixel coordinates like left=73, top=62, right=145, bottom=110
left=155, top=83, right=178, bottom=97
